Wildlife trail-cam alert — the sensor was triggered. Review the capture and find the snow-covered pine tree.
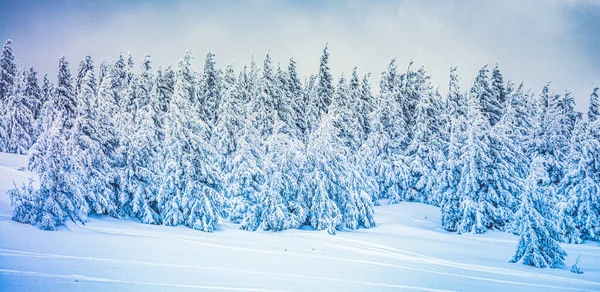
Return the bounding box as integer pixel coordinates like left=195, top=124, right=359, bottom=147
left=249, top=52, right=278, bottom=141
left=35, top=74, right=54, bottom=136
left=226, top=117, right=265, bottom=225
left=440, top=117, right=466, bottom=231
left=358, top=61, right=410, bottom=203
left=558, top=116, right=585, bottom=243
left=487, top=87, right=528, bottom=231
left=560, top=90, right=600, bottom=242
left=75, top=55, right=95, bottom=97
left=274, top=63, right=299, bottom=139
left=357, top=72, right=374, bottom=139
left=490, top=64, right=507, bottom=118
left=471, top=65, right=502, bottom=127
left=404, top=70, right=443, bottom=204
left=54, top=56, right=78, bottom=129
left=241, top=119, right=305, bottom=231
left=306, top=45, right=333, bottom=135
left=155, top=66, right=175, bottom=115
left=286, top=58, right=307, bottom=140
left=589, top=87, right=599, bottom=123
left=158, top=51, right=222, bottom=232
left=3, top=71, right=34, bottom=154
left=510, top=155, right=567, bottom=268
left=68, top=69, right=118, bottom=217
left=119, top=57, right=163, bottom=224
left=212, top=64, right=243, bottom=175
left=0, top=39, right=16, bottom=105
left=23, top=67, right=42, bottom=122
left=22, top=112, right=89, bottom=230
left=198, top=52, right=222, bottom=128
left=455, top=89, right=494, bottom=234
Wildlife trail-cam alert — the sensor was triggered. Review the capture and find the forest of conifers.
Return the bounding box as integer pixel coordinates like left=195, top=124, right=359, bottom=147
left=1, top=39, right=598, bottom=268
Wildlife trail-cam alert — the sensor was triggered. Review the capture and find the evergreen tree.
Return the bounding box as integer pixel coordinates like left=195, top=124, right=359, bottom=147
left=241, top=120, right=305, bottom=231
left=23, top=67, right=42, bottom=121
left=303, top=100, right=376, bottom=234
left=55, top=56, right=78, bottom=128
left=249, top=52, right=278, bottom=141
left=455, top=91, right=494, bottom=234
left=68, top=70, right=118, bottom=216
left=3, top=72, right=34, bottom=154
left=490, top=64, right=507, bottom=115
left=226, top=118, right=265, bottom=225
left=212, top=65, right=243, bottom=174
left=198, top=52, right=222, bottom=127
left=0, top=39, right=16, bottom=105
left=306, top=45, right=333, bottom=134
left=75, top=55, right=95, bottom=96
left=471, top=65, right=502, bottom=126
left=119, top=63, right=163, bottom=224
left=589, top=87, right=599, bottom=123
left=286, top=58, right=307, bottom=140
left=158, top=51, right=222, bottom=232
left=510, top=156, right=567, bottom=268
left=21, top=113, right=89, bottom=230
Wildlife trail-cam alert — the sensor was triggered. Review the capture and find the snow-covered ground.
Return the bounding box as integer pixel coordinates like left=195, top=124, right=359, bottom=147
left=0, top=153, right=598, bottom=292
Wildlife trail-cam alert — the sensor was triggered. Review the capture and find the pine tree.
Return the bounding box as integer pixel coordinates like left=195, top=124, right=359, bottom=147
left=35, top=74, right=54, bottom=136
left=22, top=113, right=89, bottom=230
left=456, top=91, right=494, bottom=234
left=490, top=64, right=507, bottom=115
left=119, top=59, right=163, bottom=224
left=0, top=39, right=16, bottom=105
left=68, top=70, right=118, bottom=216
left=198, top=52, right=222, bottom=127
left=510, top=156, right=567, bottom=268
left=158, top=51, right=222, bottom=232
left=558, top=117, right=586, bottom=243
left=303, top=100, right=376, bottom=234
left=357, top=73, right=374, bottom=138
left=23, top=67, right=42, bottom=122
left=226, top=118, right=265, bottom=225
left=3, top=72, right=34, bottom=154
left=249, top=52, right=278, bottom=141
left=212, top=64, right=243, bottom=174
left=306, top=45, right=333, bottom=135
left=155, top=66, right=175, bottom=114
left=405, top=77, right=443, bottom=204
left=561, top=97, right=600, bottom=241
left=471, top=65, right=502, bottom=126
left=589, top=87, right=599, bottom=123
left=55, top=56, right=78, bottom=128
left=75, top=55, right=95, bottom=96
left=241, top=119, right=305, bottom=231
left=286, top=58, right=307, bottom=140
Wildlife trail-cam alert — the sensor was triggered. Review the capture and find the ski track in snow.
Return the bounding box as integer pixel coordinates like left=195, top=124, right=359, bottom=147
left=31, top=224, right=599, bottom=291
left=0, top=250, right=451, bottom=292
left=0, top=268, right=288, bottom=292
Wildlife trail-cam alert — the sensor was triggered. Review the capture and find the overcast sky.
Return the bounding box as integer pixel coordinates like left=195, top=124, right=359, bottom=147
left=1, top=0, right=598, bottom=112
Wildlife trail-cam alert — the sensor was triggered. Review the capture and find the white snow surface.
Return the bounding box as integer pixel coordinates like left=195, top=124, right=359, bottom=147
left=0, top=152, right=599, bottom=292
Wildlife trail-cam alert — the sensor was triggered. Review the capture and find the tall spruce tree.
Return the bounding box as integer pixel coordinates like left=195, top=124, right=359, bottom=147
left=510, top=156, right=567, bottom=268
left=158, top=51, right=222, bottom=232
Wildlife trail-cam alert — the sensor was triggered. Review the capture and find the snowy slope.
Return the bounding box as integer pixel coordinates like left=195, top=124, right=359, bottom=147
left=0, top=153, right=599, bottom=292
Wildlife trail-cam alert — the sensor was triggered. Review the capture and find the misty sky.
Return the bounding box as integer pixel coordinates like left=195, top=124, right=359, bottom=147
left=1, top=0, right=598, bottom=112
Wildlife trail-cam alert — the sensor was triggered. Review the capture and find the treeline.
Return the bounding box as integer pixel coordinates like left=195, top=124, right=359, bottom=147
left=1, top=39, right=599, bottom=268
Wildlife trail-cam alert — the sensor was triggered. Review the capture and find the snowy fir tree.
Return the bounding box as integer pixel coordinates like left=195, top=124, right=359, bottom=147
left=158, top=51, right=222, bottom=232
left=198, top=52, right=222, bottom=128
left=510, top=156, right=567, bottom=268
left=306, top=45, right=333, bottom=135
left=68, top=69, right=118, bottom=217
left=3, top=73, right=35, bottom=154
